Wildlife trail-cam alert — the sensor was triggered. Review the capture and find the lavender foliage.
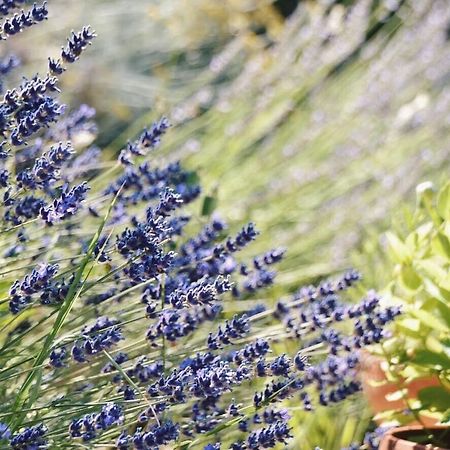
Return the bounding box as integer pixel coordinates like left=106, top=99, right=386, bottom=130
left=0, top=5, right=404, bottom=450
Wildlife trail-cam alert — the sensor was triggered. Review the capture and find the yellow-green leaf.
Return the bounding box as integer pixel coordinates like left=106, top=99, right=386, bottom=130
left=410, top=309, right=447, bottom=333
left=386, top=231, right=411, bottom=264
left=437, top=182, right=450, bottom=221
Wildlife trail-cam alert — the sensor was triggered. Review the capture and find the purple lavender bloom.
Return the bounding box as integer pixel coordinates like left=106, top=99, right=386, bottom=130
left=102, top=352, right=128, bottom=374
left=0, top=168, right=9, bottom=187
left=181, top=218, right=226, bottom=257
left=10, top=423, right=48, bottom=449
left=215, top=223, right=258, bottom=256
left=116, top=431, right=131, bottom=450
left=246, top=420, right=292, bottom=449
left=0, top=422, right=10, bottom=440
left=49, top=346, right=67, bottom=368
left=132, top=420, right=179, bottom=448
left=208, top=314, right=250, bottom=349
left=169, top=276, right=229, bottom=309
left=0, top=54, right=20, bottom=77
left=70, top=317, right=123, bottom=363
left=93, top=236, right=111, bottom=263
left=61, top=26, right=96, bottom=64
left=242, top=268, right=276, bottom=293
left=6, top=76, right=64, bottom=147
left=148, top=187, right=183, bottom=219
left=233, top=338, right=270, bottom=365
left=69, top=403, right=123, bottom=441
left=9, top=263, right=58, bottom=313
left=6, top=196, right=45, bottom=225
left=270, top=354, right=291, bottom=377
left=294, top=352, right=309, bottom=371
left=1, top=2, right=48, bottom=37
left=262, top=408, right=290, bottom=424
left=116, top=224, right=160, bottom=257
left=48, top=57, right=65, bottom=75
left=0, top=1, right=26, bottom=17
left=39, top=274, right=71, bottom=306
left=118, top=117, right=169, bottom=165
left=190, top=360, right=249, bottom=398
left=126, top=357, right=163, bottom=383
left=125, top=251, right=175, bottom=283
left=40, top=182, right=89, bottom=224
left=254, top=378, right=303, bottom=407
left=27, top=141, right=74, bottom=186
left=253, top=248, right=285, bottom=269
left=140, top=117, right=170, bottom=149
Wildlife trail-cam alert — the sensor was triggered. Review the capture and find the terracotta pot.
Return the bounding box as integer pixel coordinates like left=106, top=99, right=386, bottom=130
left=379, top=425, right=450, bottom=450
left=358, top=352, right=440, bottom=426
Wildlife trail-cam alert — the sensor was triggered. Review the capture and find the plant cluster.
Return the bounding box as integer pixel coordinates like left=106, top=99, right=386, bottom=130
left=0, top=3, right=410, bottom=450
left=373, top=182, right=450, bottom=424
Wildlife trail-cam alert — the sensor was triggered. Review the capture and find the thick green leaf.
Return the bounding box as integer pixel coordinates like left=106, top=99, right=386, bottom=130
left=442, top=408, right=450, bottom=424
left=399, top=265, right=421, bottom=291
left=413, top=350, right=450, bottom=370
left=433, top=232, right=450, bottom=260
left=418, top=386, right=450, bottom=411
left=201, top=195, right=217, bottom=216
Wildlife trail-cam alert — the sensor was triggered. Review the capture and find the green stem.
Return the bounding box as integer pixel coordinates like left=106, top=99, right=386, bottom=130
left=9, top=189, right=121, bottom=432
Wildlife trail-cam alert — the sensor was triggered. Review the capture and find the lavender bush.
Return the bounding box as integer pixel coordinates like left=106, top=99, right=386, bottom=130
left=0, top=4, right=403, bottom=449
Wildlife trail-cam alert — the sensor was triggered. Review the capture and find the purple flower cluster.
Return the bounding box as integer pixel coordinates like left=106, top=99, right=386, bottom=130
left=40, top=182, right=89, bottom=224
left=29, top=142, right=74, bottom=186
left=190, top=360, right=250, bottom=398
left=246, top=421, right=292, bottom=448
left=0, top=6, right=405, bottom=449
left=9, top=263, right=59, bottom=313
left=69, top=403, right=123, bottom=441
left=51, top=318, right=123, bottom=367
left=119, top=117, right=170, bottom=165
left=208, top=315, right=250, bottom=349
left=214, top=223, right=258, bottom=256
left=116, top=420, right=179, bottom=449
left=146, top=304, right=221, bottom=342
left=342, top=426, right=391, bottom=450
left=0, top=422, right=11, bottom=440
left=10, top=423, right=47, bottom=449
left=61, top=27, right=96, bottom=64
left=70, top=317, right=123, bottom=363
left=1, top=2, right=48, bottom=37
left=126, top=357, right=163, bottom=383
left=0, top=1, right=26, bottom=17
left=0, top=9, right=96, bottom=262
left=232, top=338, right=270, bottom=365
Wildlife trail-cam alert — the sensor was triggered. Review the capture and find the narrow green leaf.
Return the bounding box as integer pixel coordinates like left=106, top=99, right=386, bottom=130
left=9, top=189, right=121, bottom=431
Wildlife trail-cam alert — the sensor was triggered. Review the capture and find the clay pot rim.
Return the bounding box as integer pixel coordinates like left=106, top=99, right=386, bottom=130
left=384, top=425, right=450, bottom=450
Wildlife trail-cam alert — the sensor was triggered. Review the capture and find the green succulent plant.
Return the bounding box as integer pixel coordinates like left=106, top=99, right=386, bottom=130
left=376, top=181, right=450, bottom=423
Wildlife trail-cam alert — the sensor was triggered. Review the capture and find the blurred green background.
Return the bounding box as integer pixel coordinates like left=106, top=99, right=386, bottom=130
left=4, top=0, right=450, bottom=447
